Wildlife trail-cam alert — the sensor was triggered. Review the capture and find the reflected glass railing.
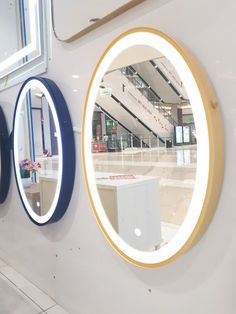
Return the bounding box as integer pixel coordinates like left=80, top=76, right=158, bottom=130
left=92, top=133, right=174, bottom=153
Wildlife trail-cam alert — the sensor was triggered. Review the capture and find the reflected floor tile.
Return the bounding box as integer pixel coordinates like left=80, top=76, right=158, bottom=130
left=160, top=178, right=195, bottom=189
left=161, top=222, right=180, bottom=245
left=94, top=164, right=196, bottom=181
left=160, top=186, right=193, bottom=225
left=94, top=153, right=197, bottom=163
left=93, top=145, right=196, bottom=239
left=93, top=159, right=196, bottom=169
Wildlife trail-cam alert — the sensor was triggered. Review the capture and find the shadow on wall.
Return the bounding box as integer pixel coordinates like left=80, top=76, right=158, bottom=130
left=126, top=182, right=232, bottom=293
left=39, top=137, right=80, bottom=242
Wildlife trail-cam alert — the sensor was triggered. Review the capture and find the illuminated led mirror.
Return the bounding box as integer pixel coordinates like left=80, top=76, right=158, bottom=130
left=0, top=0, right=49, bottom=91
left=82, top=28, right=224, bottom=267
left=13, top=77, right=75, bottom=225
left=0, top=0, right=40, bottom=78
left=0, top=107, right=11, bottom=204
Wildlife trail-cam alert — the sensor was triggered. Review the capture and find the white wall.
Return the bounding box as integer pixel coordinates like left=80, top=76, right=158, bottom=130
left=0, top=0, right=236, bottom=313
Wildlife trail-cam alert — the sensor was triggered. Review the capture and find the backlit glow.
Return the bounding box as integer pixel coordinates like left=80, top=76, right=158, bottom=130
left=0, top=0, right=39, bottom=76
left=14, top=79, right=63, bottom=224
left=83, top=31, right=210, bottom=264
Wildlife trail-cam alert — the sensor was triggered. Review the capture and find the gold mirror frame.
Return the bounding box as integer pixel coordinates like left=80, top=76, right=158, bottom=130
left=82, top=27, right=224, bottom=267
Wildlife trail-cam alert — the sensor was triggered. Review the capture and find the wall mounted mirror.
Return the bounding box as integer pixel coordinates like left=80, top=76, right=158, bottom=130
left=82, top=28, right=224, bottom=267
left=0, top=0, right=49, bottom=91
left=0, top=107, right=11, bottom=204
left=13, top=77, right=75, bottom=225
left=51, top=0, right=145, bottom=42
left=0, top=0, right=41, bottom=78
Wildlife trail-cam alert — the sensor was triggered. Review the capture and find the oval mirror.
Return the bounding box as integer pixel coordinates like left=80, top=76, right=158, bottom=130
left=13, top=77, right=75, bottom=225
left=0, top=107, right=11, bottom=203
left=82, top=28, right=224, bottom=267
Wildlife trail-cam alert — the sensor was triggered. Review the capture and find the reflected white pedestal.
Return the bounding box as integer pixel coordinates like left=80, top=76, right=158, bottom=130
left=96, top=172, right=161, bottom=251
left=39, top=172, right=57, bottom=215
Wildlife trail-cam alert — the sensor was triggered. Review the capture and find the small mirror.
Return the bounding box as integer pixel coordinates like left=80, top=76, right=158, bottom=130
left=0, top=107, right=11, bottom=204
left=13, top=77, right=75, bottom=225
left=83, top=28, right=224, bottom=266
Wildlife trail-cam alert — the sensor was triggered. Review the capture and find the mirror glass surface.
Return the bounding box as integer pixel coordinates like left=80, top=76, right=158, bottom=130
left=83, top=30, right=216, bottom=266
left=0, top=0, right=41, bottom=78
left=93, top=49, right=196, bottom=250
left=14, top=79, right=62, bottom=224
left=93, top=52, right=196, bottom=251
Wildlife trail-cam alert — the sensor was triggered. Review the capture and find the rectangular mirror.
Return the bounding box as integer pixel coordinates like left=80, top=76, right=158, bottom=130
left=0, top=0, right=41, bottom=78
left=52, top=0, right=145, bottom=42
left=0, top=0, right=49, bottom=91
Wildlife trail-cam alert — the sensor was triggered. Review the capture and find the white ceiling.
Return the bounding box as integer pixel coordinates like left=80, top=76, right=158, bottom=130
left=108, top=45, right=163, bottom=72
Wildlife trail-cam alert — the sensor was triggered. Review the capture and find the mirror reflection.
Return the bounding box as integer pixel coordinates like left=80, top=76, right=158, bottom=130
left=0, top=1, right=22, bottom=64
left=92, top=46, right=197, bottom=251
left=17, top=87, right=59, bottom=216
left=0, top=0, right=40, bottom=77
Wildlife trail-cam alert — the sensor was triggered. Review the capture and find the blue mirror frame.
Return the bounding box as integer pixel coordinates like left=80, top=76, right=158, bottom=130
left=12, top=77, right=75, bottom=225
left=0, top=107, right=11, bottom=204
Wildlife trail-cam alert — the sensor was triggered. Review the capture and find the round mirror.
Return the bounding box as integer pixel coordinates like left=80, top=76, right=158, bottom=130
left=13, top=77, right=75, bottom=225
left=0, top=107, right=11, bottom=204
left=82, top=28, right=224, bottom=267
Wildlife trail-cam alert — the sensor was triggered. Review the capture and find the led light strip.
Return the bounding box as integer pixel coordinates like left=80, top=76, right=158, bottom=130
left=14, top=79, right=63, bottom=224
left=0, top=0, right=39, bottom=75
left=84, top=31, right=210, bottom=265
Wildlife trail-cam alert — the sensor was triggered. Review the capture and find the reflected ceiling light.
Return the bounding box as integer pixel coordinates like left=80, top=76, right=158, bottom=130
left=72, top=74, right=79, bottom=79
left=0, top=0, right=39, bottom=74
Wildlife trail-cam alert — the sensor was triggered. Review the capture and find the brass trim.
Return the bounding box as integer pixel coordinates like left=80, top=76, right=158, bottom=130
left=51, top=0, right=146, bottom=43
left=81, top=27, right=224, bottom=268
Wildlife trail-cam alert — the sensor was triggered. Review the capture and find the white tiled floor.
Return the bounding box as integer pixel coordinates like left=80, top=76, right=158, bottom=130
left=161, top=222, right=180, bottom=246
left=93, top=145, right=197, bottom=242
left=0, top=258, right=68, bottom=314
left=93, top=145, right=197, bottom=228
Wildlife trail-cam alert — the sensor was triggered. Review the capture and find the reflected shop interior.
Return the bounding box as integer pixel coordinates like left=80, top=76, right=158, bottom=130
left=92, top=46, right=197, bottom=251
left=17, top=87, right=59, bottom=216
